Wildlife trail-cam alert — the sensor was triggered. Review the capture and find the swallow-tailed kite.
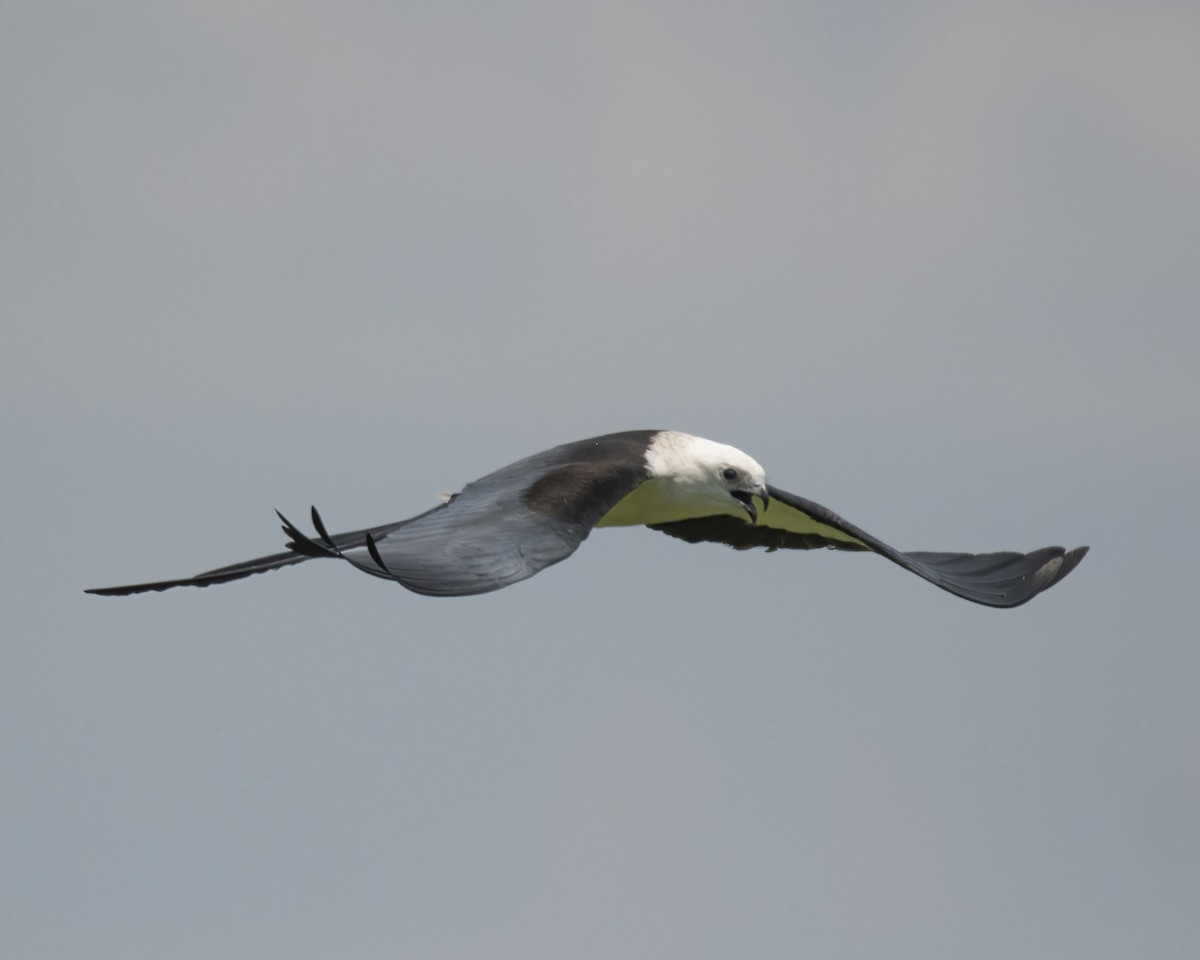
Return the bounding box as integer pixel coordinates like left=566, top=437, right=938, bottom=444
left=86, top=430, right=1087, bottom=607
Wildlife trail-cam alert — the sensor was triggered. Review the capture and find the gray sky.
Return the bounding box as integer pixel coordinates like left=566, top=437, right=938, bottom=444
left=4, top=1, right=1199, bottom=957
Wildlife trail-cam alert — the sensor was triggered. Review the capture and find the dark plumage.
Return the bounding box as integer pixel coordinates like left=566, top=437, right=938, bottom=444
left=86, top=430, right=1087, bottom=607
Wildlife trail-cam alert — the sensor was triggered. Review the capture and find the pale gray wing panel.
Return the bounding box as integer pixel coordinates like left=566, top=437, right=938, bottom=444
left=283, top=432, right=658, bottom=597
left=342, top=501, right=584, bottom=597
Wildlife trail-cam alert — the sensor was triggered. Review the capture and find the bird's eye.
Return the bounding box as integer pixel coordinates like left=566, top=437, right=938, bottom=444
left=722, top=467, right=739, bottom=482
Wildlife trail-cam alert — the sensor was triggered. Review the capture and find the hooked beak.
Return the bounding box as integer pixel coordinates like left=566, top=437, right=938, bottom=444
left=731, top=485, right=770, bottom=524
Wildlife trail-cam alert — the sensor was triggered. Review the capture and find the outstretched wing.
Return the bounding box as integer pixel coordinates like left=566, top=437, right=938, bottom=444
left=651, top=484, right=1088, bottom=608
left=324, top=432, right=656, bottom=596
left=86, top=431, right=658, bottom=598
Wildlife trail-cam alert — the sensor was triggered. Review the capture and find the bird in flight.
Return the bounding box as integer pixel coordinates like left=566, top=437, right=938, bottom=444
left=86, top=430, right=1087, bottom=607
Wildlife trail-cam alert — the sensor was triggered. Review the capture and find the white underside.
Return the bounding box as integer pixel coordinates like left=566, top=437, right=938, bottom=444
left=594, top=430, right=867, bottom=547
left=596, top=478, right=743, bottom=527
left=596, top=431, right=762, bottom=528
left=597, top=480, right=865, bottom=547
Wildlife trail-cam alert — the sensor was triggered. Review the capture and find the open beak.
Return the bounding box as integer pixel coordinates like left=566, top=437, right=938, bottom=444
left=732, top=485, right=769, bottom=524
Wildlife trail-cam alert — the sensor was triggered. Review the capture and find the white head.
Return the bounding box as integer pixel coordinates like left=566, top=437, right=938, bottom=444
left=645, top=432, right=770, bottom=522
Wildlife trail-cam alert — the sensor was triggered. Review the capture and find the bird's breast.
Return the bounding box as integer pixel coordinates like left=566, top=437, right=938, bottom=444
left=595, top=478, right=739, bottom=528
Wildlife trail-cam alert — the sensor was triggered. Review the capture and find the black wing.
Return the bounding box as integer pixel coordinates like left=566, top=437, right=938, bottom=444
left=651, top=484, right=1088, bottom=608
left=86, top=431, right=658, bottom=598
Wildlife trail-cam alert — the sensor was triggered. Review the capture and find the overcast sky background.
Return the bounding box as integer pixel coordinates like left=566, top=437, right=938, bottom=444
left=3, top=1, right=1199, bottom=957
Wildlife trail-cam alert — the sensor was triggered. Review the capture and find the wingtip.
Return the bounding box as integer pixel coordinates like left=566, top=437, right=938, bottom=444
left=1057, top=544, right=1089, bottom=581
left=1014, top=544, right=1090, bottom=605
